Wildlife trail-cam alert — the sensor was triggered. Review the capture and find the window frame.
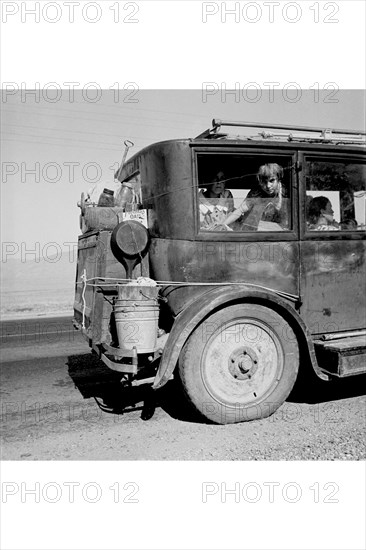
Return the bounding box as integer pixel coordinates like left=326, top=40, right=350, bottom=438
left=192, top=146, right=299, bottom=242
left=299, top=151, right=366, bottom=241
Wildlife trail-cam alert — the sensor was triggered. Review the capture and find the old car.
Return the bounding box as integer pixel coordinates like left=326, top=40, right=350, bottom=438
left=74, top=119, right=366, bottom=424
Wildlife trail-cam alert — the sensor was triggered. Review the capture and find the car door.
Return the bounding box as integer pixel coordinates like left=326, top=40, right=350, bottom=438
left=298, top=150, right=366, bottom=335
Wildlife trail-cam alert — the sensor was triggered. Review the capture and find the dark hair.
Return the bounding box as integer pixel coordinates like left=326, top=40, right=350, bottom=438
left=205, top=171, right=226, bottom=191
left=211, top=170, right=225, bottom=184
left=307, top=196, right=330, bottom=224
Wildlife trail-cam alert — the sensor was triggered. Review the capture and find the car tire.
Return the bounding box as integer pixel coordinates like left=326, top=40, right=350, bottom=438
left=178, top=303, right=299, bottom=424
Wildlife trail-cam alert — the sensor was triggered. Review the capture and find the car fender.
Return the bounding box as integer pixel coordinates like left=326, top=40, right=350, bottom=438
left=153, top=284, right=325, bottom=389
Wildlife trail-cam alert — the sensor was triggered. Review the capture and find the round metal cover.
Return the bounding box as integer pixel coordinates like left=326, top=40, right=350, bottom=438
left=111, top=220, right=149, bottom=257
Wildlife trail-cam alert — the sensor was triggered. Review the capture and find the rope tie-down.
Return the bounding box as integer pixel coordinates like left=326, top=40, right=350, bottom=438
left=75, top=276, right=300, bottom=303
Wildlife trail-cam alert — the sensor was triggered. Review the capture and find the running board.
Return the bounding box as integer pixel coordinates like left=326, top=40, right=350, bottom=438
left=314, top=334, right=366, bottom=377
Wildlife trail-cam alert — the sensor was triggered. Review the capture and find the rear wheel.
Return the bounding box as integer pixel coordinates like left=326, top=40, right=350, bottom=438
left=178, top=304, right=299, bottom=424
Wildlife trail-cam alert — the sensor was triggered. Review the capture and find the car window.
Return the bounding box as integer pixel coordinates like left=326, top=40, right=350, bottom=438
left=305, top=158, right=366, bottom=231
left=197, top=154, right=293, bottom=232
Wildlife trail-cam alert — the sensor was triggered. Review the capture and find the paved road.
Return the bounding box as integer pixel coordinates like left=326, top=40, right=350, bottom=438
left=1, top=316, right=365, bottom=460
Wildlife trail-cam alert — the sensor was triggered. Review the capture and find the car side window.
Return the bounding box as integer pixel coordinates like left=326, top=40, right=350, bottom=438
left=305, top=159, right=366, bottom=231
left=197, top=154, right=293, bottom=232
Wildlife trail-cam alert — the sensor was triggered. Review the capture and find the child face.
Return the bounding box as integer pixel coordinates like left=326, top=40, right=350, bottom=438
left=321, top=201, right=334, bottom=222
left=210, top=172, right=226, bottom=196
left=259, top=175, right=280, bottom=196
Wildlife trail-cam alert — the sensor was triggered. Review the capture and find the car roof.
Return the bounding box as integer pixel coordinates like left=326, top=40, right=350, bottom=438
left=117, top=120, right=365, bottom=181
left=194, top=118, right=366, bottom=148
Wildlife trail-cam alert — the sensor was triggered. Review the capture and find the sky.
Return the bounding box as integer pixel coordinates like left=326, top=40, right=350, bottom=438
left=1, top=89, right=365, bottom=257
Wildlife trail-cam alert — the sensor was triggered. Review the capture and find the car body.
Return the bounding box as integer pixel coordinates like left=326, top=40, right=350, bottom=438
left=74, top=120, right=366, bottom=423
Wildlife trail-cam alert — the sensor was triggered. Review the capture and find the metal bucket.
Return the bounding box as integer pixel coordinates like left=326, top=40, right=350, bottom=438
left=114, top=286, right=160, bottom=353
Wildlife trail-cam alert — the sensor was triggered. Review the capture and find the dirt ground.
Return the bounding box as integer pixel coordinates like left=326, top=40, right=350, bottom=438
left=1, top=329, right=365, bottom=460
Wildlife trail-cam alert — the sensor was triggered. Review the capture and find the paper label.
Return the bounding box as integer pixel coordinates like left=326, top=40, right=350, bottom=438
left=123, top=209, right=148, bottom=228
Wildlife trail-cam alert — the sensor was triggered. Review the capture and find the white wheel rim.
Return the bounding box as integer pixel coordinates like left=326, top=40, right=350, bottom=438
left=201, top=318, right=284, bottom=408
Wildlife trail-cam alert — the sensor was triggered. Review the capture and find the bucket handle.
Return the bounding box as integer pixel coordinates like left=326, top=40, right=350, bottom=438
left=139, top=290, right=159, bottom=301
left=116, top=301, right=159, bottom=312
left=119, top=302, right=158, bottom=310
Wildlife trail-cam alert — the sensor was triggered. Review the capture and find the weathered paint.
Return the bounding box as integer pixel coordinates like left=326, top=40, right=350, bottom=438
left=119, top=140, right=195, bottom=240
left=97, top=136, right=366, bottom=382
left=153, top=284, right=322, bottom=389
left=149, top=238, right=300, bottom=316
left=74, top=231, right=149, bottom=344
left=300, top=240, right=366, bottom=334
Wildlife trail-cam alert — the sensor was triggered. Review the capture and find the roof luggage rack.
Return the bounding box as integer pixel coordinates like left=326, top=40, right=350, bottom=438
left=195, top=119, right=366, bottom=145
